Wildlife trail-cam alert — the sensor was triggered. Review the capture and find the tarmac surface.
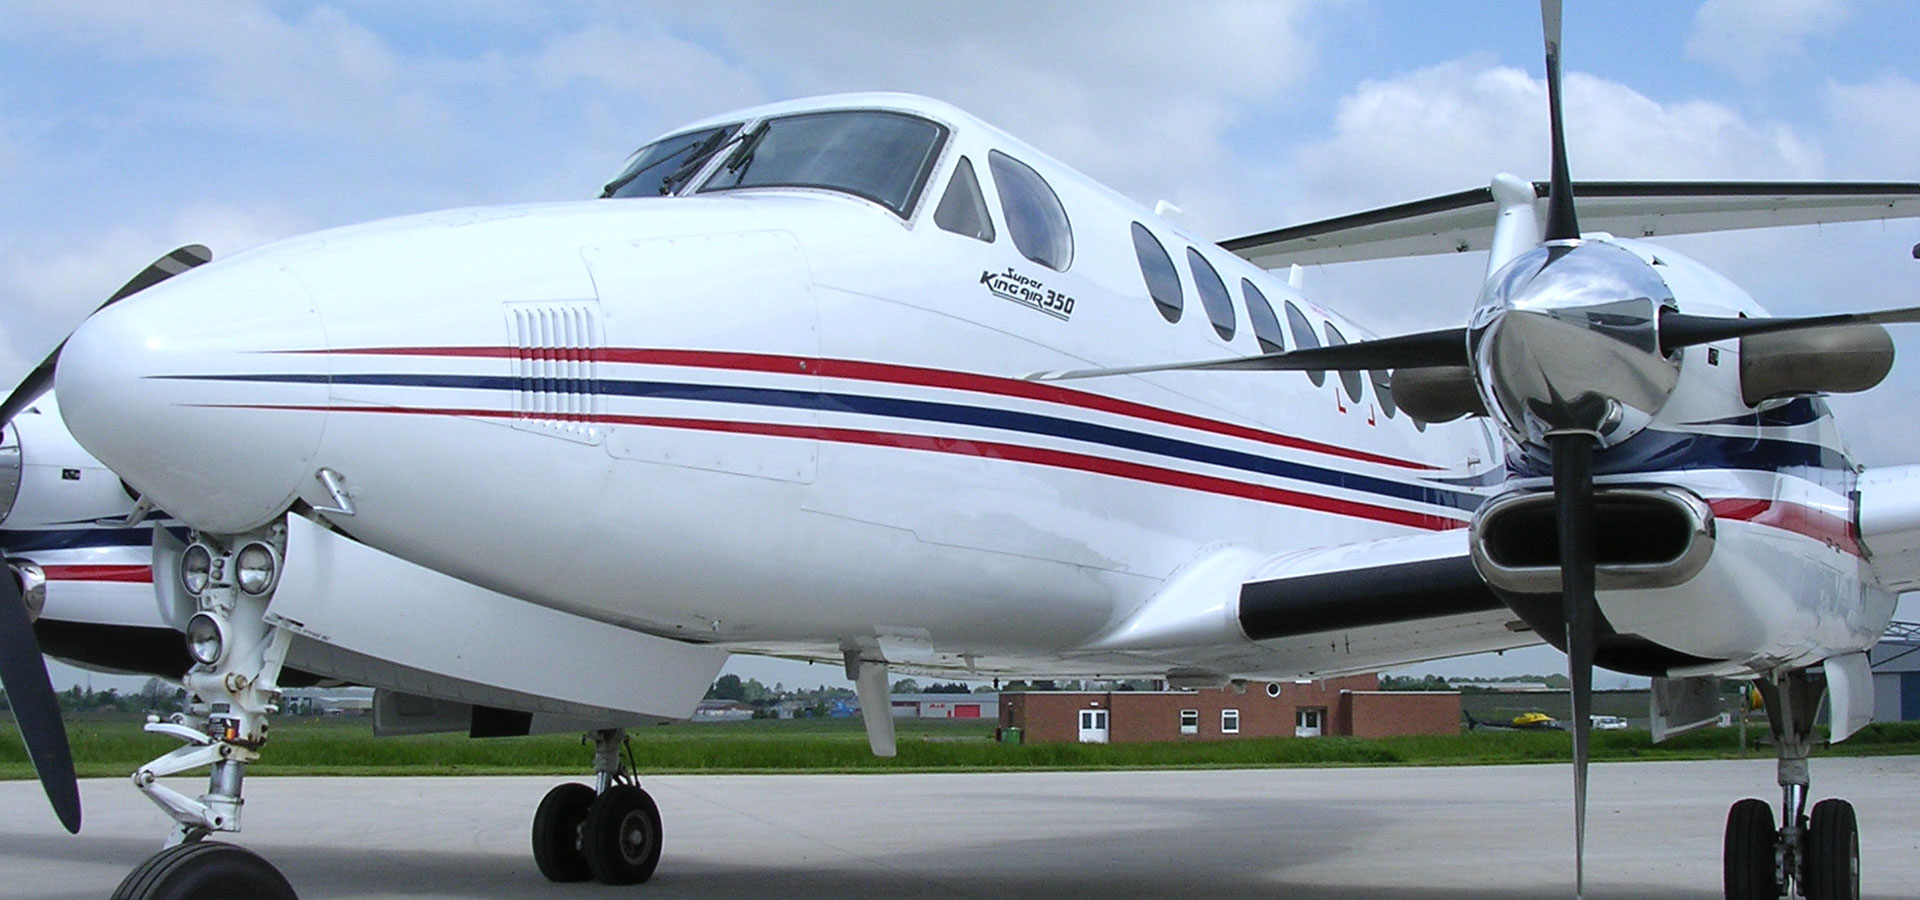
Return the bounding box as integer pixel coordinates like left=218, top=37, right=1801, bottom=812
left=3, top=756, right=1918, bottom=899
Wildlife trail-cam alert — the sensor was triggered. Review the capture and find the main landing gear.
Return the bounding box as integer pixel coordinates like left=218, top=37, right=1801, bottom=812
left=1723, top=669, right=1861, bottom=900
left=532, top=727, right=664, bottom=886
left=112, top=527, right=300, bottom=900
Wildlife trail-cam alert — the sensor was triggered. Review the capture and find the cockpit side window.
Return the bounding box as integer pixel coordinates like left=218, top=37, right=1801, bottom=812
left=1284, top=301, right=1326, bottom=387
left=988, top=150, right=1073, bottom=271
left=695, top=110, right=948, bottom=218
left=1132, top=223, right=1182, bottom=323
left=603, top=124, right=742, bottom=199
left=933, top=156, right=996, bottom=242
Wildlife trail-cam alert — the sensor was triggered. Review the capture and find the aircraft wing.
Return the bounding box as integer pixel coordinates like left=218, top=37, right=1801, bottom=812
left=1222, top=181, right=1920, bottom=268
left=1085, top=531, right=1538, bottom=678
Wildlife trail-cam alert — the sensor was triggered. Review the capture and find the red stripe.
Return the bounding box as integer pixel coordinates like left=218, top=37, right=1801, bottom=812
left=307, top=346, right=1442, bottom=471
left=228, top=403, right=1465, bottom=531
left=40, top=564, right=153, bottom=583
left=1709, top=498, right=1861, bottom=556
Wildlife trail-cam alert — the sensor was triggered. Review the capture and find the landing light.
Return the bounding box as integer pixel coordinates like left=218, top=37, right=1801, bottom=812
left=234, top=542, right=278, bottom=595
left=181, top=544, right=213, bottom=595
left=185, top=613, right=225, bottom=666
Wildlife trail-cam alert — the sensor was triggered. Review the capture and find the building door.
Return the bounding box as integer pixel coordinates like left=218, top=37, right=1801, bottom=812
left=1078, top=708, right=1109, bottom=743
left=1295, top=707, right=1324, bottom=738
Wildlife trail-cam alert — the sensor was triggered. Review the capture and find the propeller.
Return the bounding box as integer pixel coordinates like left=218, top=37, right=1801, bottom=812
left=0, top=564, right=79, bottom=833
left=0, top=243, right=211, bottom=835
left=1536, top=3, right=1598, bottom=893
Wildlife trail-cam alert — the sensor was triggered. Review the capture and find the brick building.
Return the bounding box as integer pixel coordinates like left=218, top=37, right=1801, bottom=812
left=998, top=674, right=1460, bottom=743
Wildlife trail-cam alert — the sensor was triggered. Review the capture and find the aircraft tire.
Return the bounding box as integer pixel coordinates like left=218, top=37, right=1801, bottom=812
left=110, top=840, right=297, bottom=900
left=581, top=783, right=663, bottom=885
left=532, top=782, right=597, bottom=882
left=1722, top=797, right=1778, bottom=900
left=1804, top=798, right=1860, bottom=900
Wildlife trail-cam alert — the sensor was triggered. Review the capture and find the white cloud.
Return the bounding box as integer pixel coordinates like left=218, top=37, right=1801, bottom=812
left=1286, top=59, right=1824, bottom=222
left=1685, top=0, right=1851, bottom=83
left=1825, top=76, right=1920, bottom=178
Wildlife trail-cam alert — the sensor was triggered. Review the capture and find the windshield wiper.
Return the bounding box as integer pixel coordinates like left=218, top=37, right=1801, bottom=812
left=719, top=123, right=771, bottom=180
left=657, top=128, right=738, bottom=196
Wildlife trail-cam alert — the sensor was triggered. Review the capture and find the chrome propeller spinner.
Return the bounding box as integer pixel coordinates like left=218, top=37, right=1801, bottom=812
left=1470, top=240, right=1681, bottom=449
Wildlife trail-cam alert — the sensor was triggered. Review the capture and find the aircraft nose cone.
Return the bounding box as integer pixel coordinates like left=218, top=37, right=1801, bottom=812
left=56, top=256, right=328, bottom=533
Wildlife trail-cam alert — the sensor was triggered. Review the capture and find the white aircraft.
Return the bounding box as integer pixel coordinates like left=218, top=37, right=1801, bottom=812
left=4, top=5, right=1919, bottom=898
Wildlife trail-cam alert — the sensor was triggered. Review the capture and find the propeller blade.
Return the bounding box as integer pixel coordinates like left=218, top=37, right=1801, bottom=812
left=0, top=562, right=81, bottom=833
left=1549, top=431, right=1598, bottom=897
left=1029, top=327, right=1468, bottom=382
left=0, top=244, right=211, bottom=425
left=1660, top=304, right=1920, bottom=352
left=1540, top=0, right=1580, bottom=243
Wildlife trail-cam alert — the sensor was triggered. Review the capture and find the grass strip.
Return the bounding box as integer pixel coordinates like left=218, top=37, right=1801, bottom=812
left=3, top=717, right=1917, bottom=779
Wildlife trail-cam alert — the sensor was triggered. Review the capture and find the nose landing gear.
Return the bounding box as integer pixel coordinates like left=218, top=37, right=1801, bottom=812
left=532, top=727, right=664, bottom=886
left=1722, top=669, right=1862, bottom=900
left=112, top=526, right=300, bottom=900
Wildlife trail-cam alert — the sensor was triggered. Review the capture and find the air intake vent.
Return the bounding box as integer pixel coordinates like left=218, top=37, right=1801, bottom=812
left=507, top=302, right=604, bottom=443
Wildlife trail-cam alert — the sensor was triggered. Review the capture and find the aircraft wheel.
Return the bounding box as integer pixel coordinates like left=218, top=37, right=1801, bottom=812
left=1804, top=798, right=1860, bottom=900
left=110, top=840, right=298, bottom=900
left=531, top=782, right=596, bottom=882
left=1723, top=797, right=1778, bottom=900
left=582, top=783, right=663, bottom=885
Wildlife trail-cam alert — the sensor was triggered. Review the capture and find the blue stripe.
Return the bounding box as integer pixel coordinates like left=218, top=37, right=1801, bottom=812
left=160, top=372, right=1482, bottom=512
left=0, top=525, right=184, bottom=553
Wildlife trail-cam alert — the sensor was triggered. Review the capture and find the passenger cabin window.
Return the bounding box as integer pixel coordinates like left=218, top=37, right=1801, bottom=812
left=1324, top=322, right=1364, bottom=403
left=1242, top=280, right=1285, bottom=354
left=1187, top=249, right=1235, bottom=341
left=1372, top=371, right=1397, bottom=419
left=1283, top=301, right=1326, bottom=387
left=933, top=156, right=995, bottom=242
left=989, top=150, right=1073, bottom=271
left=603, top=123, right=742, bottom=198
left=696, top=110, right=948, bottom=218
left=1131, top=223, right=1182, bottom=323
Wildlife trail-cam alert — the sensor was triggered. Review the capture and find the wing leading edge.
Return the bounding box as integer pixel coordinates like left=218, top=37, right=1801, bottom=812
left=1224, top=181, right=1920, bottom=268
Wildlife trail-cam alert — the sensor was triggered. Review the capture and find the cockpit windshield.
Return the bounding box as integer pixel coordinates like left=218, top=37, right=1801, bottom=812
left=695, top=110, right=948, bottom=218
left=602, top=123, right=742, bottom=199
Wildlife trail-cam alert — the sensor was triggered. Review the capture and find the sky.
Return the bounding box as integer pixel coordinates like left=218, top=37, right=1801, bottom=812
left=6, top=0, right=1919, bottom=692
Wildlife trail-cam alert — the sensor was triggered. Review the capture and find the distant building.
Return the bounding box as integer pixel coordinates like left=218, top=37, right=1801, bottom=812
left=998, top=674, right=1460, bottom=743
left=281, top=687, right=374, bottom=717
left=691, top=699, right=755, bottom=722
left=1871, top=623, right=1920, bottom=722
left=889, top=693, right=998, bottom=719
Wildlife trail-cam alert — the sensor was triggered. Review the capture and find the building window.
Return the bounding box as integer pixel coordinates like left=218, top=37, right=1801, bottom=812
left=1180, top=709, right=1199, bottom=735
left=1296, top=707, right=1325, bottom=738
left=1221, top=708, right=1240, bottom=734
left=933, top=156, right=995, bottom=242
left=1265, top=682, right=1282, bottom=698
left=1283, top=301, right=1326, bottom=387
left=1186, top=248, right=1235, bottom=341
left=1132, top=222, right=1182, bottom=323
left=989, top=150, right=1073, bottom=271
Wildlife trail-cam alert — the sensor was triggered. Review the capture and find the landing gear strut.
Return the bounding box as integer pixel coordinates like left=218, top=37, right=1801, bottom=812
left=532, top=727, right=664, bottom=886
left=1722, top=669, right=1860, bottom=900
left=112, top=526, right=300, bottom=900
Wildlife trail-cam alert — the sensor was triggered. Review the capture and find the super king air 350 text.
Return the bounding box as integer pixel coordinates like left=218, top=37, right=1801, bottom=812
left=4, top=4, right=1920, bottom=898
